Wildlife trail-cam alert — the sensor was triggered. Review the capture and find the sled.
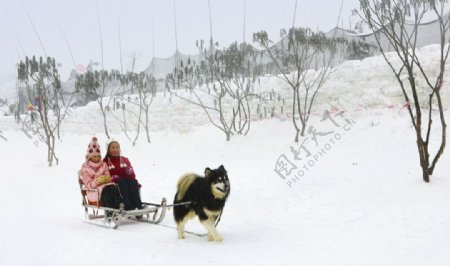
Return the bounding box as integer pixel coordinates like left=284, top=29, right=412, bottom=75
left=78, top=174, right=167, bottom=229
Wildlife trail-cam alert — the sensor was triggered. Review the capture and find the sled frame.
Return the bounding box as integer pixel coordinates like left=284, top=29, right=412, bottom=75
left=78, top=174, right=167, bottom=229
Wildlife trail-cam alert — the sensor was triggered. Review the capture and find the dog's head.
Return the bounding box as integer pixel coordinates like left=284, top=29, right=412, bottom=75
left=205, top=165, right=230, bottom=199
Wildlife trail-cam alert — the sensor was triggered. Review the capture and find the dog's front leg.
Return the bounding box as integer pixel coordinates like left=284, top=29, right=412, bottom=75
left=200, top=218, right=223, bottom=242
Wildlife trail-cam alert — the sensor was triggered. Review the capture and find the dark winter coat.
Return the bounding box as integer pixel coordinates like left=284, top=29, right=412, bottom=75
left=103, top=156, right=136, bottom=182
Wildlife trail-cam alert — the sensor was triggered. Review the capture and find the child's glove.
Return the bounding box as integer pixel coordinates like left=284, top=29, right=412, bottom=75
left=97, top=175, right=107, bottom=184
left=111, top=175, right=120, bottom=183
left=104, top=175, right=111, bottom=183
left=125, top=166, right=135, bottom=178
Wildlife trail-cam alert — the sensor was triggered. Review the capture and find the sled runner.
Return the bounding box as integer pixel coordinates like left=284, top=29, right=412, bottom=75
left=78, top=175, right=167, bottom=229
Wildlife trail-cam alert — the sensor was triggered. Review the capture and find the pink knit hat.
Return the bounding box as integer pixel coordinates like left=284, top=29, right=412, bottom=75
left=86, top=137, right=101, bottom=160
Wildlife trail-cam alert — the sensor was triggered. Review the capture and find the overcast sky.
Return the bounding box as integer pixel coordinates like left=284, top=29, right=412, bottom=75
left=0, top=0, right=360, bottom=79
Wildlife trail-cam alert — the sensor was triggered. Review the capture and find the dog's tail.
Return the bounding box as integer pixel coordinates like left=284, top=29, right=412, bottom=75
left=175, top=173, right=197, bottom=201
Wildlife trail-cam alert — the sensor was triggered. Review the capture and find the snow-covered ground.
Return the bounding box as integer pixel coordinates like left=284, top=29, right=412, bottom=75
left=0, top=47, right=449, bottom=265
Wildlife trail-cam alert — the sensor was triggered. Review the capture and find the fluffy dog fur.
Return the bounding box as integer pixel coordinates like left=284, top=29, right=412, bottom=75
left=173, top=165, right=230, bottom=242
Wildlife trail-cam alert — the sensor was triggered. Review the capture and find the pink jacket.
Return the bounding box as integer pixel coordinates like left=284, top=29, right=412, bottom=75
left=80, top=161, right=113, bottom=204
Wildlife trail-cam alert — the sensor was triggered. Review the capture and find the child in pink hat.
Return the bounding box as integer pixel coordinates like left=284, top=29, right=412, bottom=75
left=80, top=137, right=122, bottom=213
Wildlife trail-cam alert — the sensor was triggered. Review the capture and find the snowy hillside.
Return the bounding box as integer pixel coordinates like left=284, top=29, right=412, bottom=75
left=9, top=44, right=445, bottom=136
left=0, top=46, right=449, bottom=265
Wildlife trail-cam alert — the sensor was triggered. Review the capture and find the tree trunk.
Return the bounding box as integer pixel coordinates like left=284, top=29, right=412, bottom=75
left=145, top=109, right=151, bottom=143
left=47, top=135, right=52, bottom=166
left=428, top=92, right=447, bottom=175
left=300, top=122, right=306, bottom=137
left=102, top=111, right=110, bottom=139
left=416, top=136, right=430, bottom=183
left=294, top=129, right=300, bottom=143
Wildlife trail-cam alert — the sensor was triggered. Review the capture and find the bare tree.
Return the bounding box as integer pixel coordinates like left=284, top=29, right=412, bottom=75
left=254, top=28, right=346, bottom=142
left=118, top=71, right=156, bottom=145
left=84, top=62, right=156, bottom=146
left=218, top=42, right=262, bottom=135
left=115, top=52, right=155, bottom=145
left=167, top=41, right=261, bottom=141
left=115, top=55, right=142, bottom=144
left=167, top=57, right=234, bottom=141
left=17, top=56, right=72, bottom=166
left=355, top=0, right=448, bottom=183
left=75, top=68, right=122, bottom=139
left=136, top=72, right=156, bottom=143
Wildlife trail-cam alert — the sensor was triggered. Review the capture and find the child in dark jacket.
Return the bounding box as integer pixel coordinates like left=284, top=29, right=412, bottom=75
left=104, top=139, right=143, bottom=211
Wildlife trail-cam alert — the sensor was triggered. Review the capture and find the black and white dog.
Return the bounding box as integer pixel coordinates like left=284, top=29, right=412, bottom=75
left=173, top=165, right=230, bottom=242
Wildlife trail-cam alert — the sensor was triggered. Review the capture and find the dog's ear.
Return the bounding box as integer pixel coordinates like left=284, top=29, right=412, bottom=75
left=219, top=165, right=226, bottom=174
left=204, top=167, right=211, bottom=177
